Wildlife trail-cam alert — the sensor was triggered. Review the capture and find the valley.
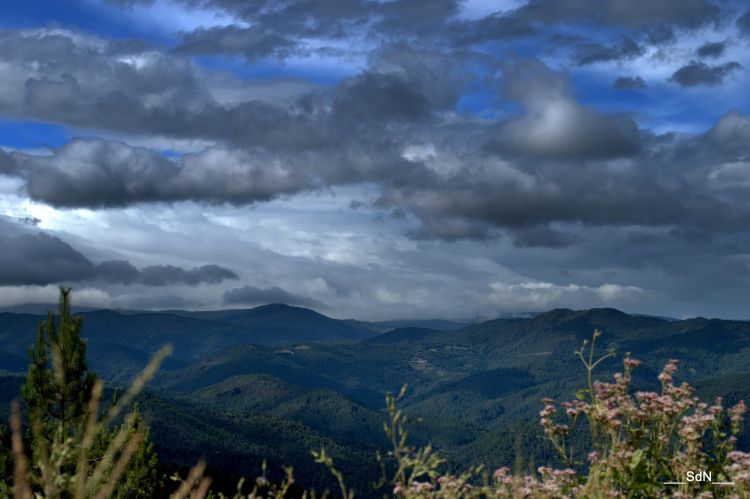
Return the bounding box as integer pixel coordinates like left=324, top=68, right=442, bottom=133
left=2, top=305, right=749, bottom=494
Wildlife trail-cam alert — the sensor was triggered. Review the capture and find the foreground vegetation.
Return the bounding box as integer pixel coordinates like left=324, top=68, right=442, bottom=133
left=1, top=290, right=749, bottom=497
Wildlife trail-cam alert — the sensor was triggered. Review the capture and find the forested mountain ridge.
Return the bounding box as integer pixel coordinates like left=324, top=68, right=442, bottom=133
left=2, top=305, right=750, bottom=494
left=0, top=304, right=378, bottom=380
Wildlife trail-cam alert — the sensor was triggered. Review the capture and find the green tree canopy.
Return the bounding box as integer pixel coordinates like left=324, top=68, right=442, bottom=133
left=22, top=287, right=96, bottom=443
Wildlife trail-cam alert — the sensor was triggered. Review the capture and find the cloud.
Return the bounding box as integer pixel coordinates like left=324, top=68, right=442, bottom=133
left=0, top=147, right=16, bottom=175
left=487, top=281, right=648, bottom=311
left=176, top=25, right=300, bottom=61
left=519, top=0, right=719, bottom=28
left=0, top=28, right=305, bottom=148
left=574, top=37, right=645, bottom=65
left=160, top=0, right=461, bottom=43
left=512, top=226, right=576, bottom=248
left=222, top=284, right=322, bottom=307
left=7, top=140, right=317, bottom=207
left=0, top=41, right=469, bottom=209
left=0, top=28, right=465, bottom=167
left=1, top=0, right=750, bottom=323
left=738, top=10, right=750, bottom=37
left=645, top=25, right=676, bottom=44
left=704, top=111, right=750, bottom=155
left=0, top=285, right=113, bottom=309
left=332, top=71, right=435, bottom=123
left=100, top=261, right=239, bottom=286
left=490, top=60, right=641, bottom=159
left=669, top=60, right=742, bottom=87
left=140, top=265, right=238, bottom=286
left=0, top=227, right=96, bottom=286
left=613, top=76, right=647, bottom=89
left=376, top=109, right=750, bottom=241
left=696, top=40, right=727, bottom=58
left=5, top=52, right=750, bottom=246
left=109, top=0, right=723, bottom=47
left=707, top=161, right=750, bottom=189
left=0, top=217, right=238, bottom=286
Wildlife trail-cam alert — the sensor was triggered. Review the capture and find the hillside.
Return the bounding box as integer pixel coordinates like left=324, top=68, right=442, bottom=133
left=158, top=303, right=376, bottom=343
left=0, top=304, right=377, bottom=381
left=2, top=306, right=750, bottom=494
left=158, top=308, right=750, bottom=472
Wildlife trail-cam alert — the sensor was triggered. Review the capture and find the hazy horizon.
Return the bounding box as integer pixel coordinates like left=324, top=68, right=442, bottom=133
left=0, top=299, right=729, bottom=324
left=1, top=0, right=750, bottom=320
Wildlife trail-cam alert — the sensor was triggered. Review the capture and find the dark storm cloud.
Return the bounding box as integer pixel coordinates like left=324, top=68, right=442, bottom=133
left=670, top=60, right=742, bottom=86
left=332, top=71, right=434, bottom=123
left=738, top=10, right=750, bottom=36
left=5, top=137, right=430, bottom=208
left=377, top=152, right=750, bottom=242
left=614, top=76, right=647, bottom=89
left=0, top=10, right=734, bottom=164
left=140, top=264, right=239, bottom=286
left=200, top=0, right=374, bottom=37
left=95, top=260, right=140, bottom=284
left=188, top=0, right=461, bottom=40
left=0, top=147, right=15, bottom=175
left=0, top=38, right=468, bottom=207
left=222, top=284, right=321, bottom=307
left=3, top=1, right=750, bottom=319
left=645, top=25, right=677, bottom=44
left=112, top=0, right=723, bottom=53
left=0, top=227, right=96, bottom=285
left=0, top=30, right=314, bottom=149
left=374, top=0, right=461, bottom=35
left=0, top=29, right=458, bottom=153
left=405, top=217, right=495, bottom=242
left=514, top=0, right=719, bottom=29
left=489, top=60, right=641, bottom=159
left=450, top=12, right=536, bottom=45
left=512, top=226, right=576, bottom=248
left=574, top=38, right=645, bottom=65
left=6, top=140, right=319, bottom=207
left=113, top=0, right=460, bottom=55
left=328, top=45, right=464, bottom=124
left=93, top=260, right=239, bottom=286
left=696, top=40, right=727, bottom=58
left=0, top=217, right=238, bottom=286
left=1, top=6, right=748, bottom=248
left=703, top=111, right=750, bottom=156
left=5, top=51, right=750, bottom=243
left=369, top=62, right=750, bottom=241
left=176, top=25, right=300, bottom=61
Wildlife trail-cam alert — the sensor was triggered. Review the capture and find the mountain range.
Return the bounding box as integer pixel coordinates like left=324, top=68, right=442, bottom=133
left=0, top=303, right=469, bottom=381
left=1, top=305, right=749, bottom=495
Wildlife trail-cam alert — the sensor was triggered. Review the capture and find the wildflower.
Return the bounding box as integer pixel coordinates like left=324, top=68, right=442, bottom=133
left=623, top=357, right=641, bottom=369
left=393, top=482, right=403, bottom=495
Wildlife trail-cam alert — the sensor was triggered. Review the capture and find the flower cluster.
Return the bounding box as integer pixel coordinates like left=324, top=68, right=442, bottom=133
left=487, top=467, right=577, bottom=498
left=534, top=336, right=749, bottom=498
left=382, top=332, right=749, bottom=498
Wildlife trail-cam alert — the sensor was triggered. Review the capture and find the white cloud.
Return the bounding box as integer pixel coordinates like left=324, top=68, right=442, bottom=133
left=93, top=0, right=242, bottom=35
left=488, top=281, right=648, bottom=310
left=0, top=284, right=112, bottom=307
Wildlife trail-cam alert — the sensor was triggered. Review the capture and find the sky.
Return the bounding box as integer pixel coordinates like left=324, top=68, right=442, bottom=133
left=1, top=0, right=750, bottom=320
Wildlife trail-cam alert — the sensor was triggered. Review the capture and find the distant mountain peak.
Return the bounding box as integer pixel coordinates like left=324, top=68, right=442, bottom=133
left=532, top=308, right=576, bottom=321
left=573, top=308, right=629, bottom=319
left=246, top=303, right=327, bottom=318
left=529, top=308, right=659, bottom=329
left=253, top=303, right=298, bottom=310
